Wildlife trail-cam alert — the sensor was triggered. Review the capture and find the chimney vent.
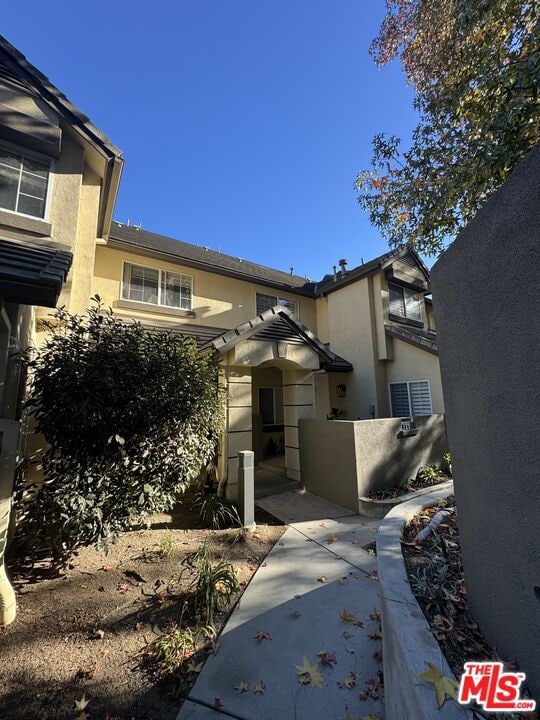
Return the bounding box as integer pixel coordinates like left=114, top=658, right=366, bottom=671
left=333, top=265, right=338, bottom=282
left=339, top=258, right=347, bottom=275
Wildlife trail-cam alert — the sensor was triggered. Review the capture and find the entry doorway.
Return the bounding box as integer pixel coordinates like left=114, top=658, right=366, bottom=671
left=252, top=366, right=285, bottom=466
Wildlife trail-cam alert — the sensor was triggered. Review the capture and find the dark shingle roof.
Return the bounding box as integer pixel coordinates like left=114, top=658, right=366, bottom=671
left=204, top=305, right=353, bottom=372
left=0, top=237, right=72, bottom=307
left=108, top=223, right=430, bottom=299
left=109, top=222, right=316, bottom=295
left=0, top=35, right=122, bottom=160
left=385, top=323, right=438, bottom=355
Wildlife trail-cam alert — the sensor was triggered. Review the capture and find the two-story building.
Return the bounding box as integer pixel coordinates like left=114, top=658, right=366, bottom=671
left=92, top=222, right=442, bottom=499
left=0, top=36, right=123, bottom=624
left=0, top=32, right=443, bottom=517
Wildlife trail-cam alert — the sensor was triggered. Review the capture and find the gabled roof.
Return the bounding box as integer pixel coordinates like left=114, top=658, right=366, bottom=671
left=0, top=237, right=72, bottom=307
left=108, top=222, right=316, bottom=296
left=315, top=247, right=430, bottom=295
left=203, top=306, right=353, bottom=372
left=384, top=323, right=438, bottom=355
left=0, top=35, right=122, bottom=160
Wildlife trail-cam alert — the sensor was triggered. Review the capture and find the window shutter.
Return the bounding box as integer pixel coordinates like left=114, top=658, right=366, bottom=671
left=389, top=284, right=405, bottom=316
left=390, top=383, right=410, bottom=417
left=409, top=381, right=432, bottom=415
left=256, top=293, right=277, bottom=315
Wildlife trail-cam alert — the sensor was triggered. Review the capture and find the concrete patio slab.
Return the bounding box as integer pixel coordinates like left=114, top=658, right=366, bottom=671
left=256, top=489, right=355, bottom=523
left=180, top=526, right=384, bottom=720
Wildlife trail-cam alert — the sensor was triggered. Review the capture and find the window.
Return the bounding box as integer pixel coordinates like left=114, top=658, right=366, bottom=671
left=259, top=387, right=284, bottom=426
left=390, top=380, right=432, bottom=417
left=0, top=146, right=50, bottom=218
left=256, top=292, right=298, bottom=318
left=122, top=263, right=192, bottom=310
left=388, top=283, right=423, bottom=323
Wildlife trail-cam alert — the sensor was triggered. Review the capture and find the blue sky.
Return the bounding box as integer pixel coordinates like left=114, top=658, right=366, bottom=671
left=3, top=1, right=420, bottom=281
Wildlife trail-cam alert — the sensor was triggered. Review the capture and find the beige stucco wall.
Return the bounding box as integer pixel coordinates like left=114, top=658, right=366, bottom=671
left=385, top=339, right=444, bottom=414
left=326, top=277, right=379, bottom=420
left=93, top=245, right=317, bottom=331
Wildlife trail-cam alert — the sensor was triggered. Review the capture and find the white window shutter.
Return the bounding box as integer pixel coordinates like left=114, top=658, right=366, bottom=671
left=409, top=381, right=432, bottom=415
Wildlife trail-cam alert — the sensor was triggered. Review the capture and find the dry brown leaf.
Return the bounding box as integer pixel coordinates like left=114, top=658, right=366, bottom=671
left=317, top=575, right=329, bottom=584
left=254, top=630, right=271, bottom=642
left=328, top=533, right=337, bottom=544
left=235, top=681, right=249, bottom=693
left=337, top=671, right=358, bottom=689
left=418, top=662, right=459, bottom=708
left=340, top=610, right=357, bottom=622
left=368, top=629, right=383, bottom=640
left=254, top=681, right=266, bottom=694
left=317, top=650, right=337, bottom=667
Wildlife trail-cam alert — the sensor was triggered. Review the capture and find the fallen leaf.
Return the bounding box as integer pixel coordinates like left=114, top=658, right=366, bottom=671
left=135, top=622, right=144, bottom=631
left=254, top=630, right=271, bottom=642
left=319, top=522, right=327, bottom=527
left=369, top=610, right=381, bottom=621
left=373, top=650, right=383, bottom=663
left=328, top=533, right=337, bottom=544
left=367, top=569, right=378, bottom=580
left=418, top=662, right=459, bottom=708
left=368, top=629, right=383, bottom=640
left=214, top=697, right=223, bottom=709
left=235, top=681, right=249, bottom=693
left=317, top=650, right=337, bottom=667
left=353, top=620, right=364, bottom=628
left=76, top=713, right=89, bottom=720
left=294, top=594, right=302, bottom=599
left=291, top=610, right=301, bottom=619
left=295, top=657, right=324, bottom=688
left=338, top=577, right=347, bottom=585
left=317, top=576, right=328, bottom=584
left=261, top=561, right=268, bottom=567
left=342, top=630, right=353, bottom=639
left=340, top=610, right=357, bottom=623
left=74, top=696, right=90, bottom=711
left=254, top=681, right=266, bottom=694
left=116, top=581, right=132, bottom=594
left=337, top=671, right=358, bottom=689
left=92, top=629, right=105, bottom=640
left=100, top=565, right=113, bottom=572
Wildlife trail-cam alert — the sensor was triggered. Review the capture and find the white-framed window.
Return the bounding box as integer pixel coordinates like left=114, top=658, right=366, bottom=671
left=0, top=144, right=51, bottom=219
left=388, top=283, right=423, bottom=323
left=259, top=386, right=284, bottom=426
left=122, top=262, right=193, bottom=310
left=389, top=380, right=432, bottom=417
left=256, top=292, right=298, bottom=318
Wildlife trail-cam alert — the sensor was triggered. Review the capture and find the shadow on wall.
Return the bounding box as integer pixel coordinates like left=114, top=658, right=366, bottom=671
left=298, top=416, right=447, bottom=512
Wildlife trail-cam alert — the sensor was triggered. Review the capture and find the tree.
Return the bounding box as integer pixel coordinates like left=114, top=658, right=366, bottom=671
left=356, top=0, right=539, bottom=255
left=15, top=299, right=224, bottom=566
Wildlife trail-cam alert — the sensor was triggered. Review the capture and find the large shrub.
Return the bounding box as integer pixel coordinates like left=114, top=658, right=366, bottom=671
left=16, top=299, right=224, bottom=566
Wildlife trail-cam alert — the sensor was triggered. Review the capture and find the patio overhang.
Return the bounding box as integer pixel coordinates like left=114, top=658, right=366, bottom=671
left=0, top=237, right=73, bottom=307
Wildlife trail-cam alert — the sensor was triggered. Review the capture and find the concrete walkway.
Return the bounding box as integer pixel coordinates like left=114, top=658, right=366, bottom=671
left=178, top=492, right=385, bottom=720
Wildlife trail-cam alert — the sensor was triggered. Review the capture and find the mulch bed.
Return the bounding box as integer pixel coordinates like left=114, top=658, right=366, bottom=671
left=367, top=471, right=449, bottom=500
left=402, top=497, right=537, bottom=720
left=0, top=496, right=284, bottom=720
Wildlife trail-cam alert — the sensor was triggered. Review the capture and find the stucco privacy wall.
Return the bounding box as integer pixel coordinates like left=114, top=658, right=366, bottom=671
left=431, top=145, right=540, bottom=698
left=299, top=415, right=447, bottom=512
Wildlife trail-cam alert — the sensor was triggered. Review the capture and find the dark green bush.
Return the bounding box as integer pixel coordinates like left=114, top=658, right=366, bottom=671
left=15, top=298, right=224, bottom=566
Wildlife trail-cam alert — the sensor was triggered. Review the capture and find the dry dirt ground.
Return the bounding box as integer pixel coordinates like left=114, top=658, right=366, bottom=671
left=0, top=499, right=284, bottom=720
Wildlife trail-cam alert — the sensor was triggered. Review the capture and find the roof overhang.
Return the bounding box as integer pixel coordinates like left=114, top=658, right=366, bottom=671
left=0, top=237, right=72, bottom=307
left=385, top=323, right=438, bottom=355
left=203, top=306, right=353, bottom=372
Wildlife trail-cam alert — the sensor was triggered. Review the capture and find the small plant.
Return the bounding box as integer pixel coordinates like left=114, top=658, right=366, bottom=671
left=183, top=544, right=240, bottom=624
left=417, top=464, right=439, bottom=482
left=442, top=452, right=452, bottom=476
left=159, top=533, right=175, bottom=557
left=139, top=621, right=215, bottom=673
left=193, top=492, right=241, bottom=530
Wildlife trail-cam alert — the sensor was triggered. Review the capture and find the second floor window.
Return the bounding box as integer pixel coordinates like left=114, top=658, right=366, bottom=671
left=122, top=262, right=192, bottom=310
left=0, top=146, right=50, bottom=219
left=388, top=283, right=423, bottom=323
left=256, top=292, right=298, bottom=318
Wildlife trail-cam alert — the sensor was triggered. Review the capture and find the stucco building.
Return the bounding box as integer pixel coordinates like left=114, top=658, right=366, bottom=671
left=0, top=30, right=444, bottom=566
